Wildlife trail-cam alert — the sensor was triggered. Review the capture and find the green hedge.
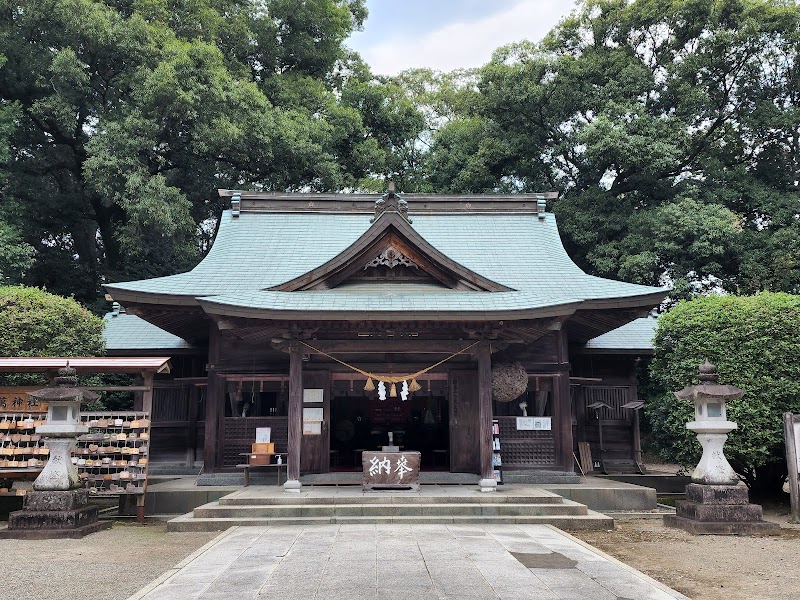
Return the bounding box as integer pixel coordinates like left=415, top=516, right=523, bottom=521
left=0, top=285, right=104, bottom=359
left=648, top=292, right=800, bottom=494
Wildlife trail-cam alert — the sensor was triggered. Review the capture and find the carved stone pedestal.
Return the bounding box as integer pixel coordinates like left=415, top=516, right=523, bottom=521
left=664, top=483, right=780, bottom=535
left=0, top=489, right=112, bottom=539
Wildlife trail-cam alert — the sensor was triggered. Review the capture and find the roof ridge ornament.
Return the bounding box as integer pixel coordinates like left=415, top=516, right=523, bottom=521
left=231, top=193, right=241, bottom=218
left=373, top=181, right=411, bottom=223
left=537, top=195, right=546, bottom=220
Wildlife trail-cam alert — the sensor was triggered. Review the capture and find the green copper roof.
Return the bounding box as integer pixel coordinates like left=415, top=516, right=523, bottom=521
left=103, top=311, right=193, bottom=351
left=105, top=205, right=668, bottom=320
left=583, top=315, right=659, bottom=354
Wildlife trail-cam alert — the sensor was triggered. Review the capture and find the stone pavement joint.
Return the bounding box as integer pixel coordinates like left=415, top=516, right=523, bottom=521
left=129, top=524, right=688, bottom=600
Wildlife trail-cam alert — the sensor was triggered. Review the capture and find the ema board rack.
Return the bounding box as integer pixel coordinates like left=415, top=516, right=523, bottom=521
left=0, top=411, right=152, bottom=512
left=75, top=412, right=151, bottom=497
left=0, top=414, right=49, bottom=496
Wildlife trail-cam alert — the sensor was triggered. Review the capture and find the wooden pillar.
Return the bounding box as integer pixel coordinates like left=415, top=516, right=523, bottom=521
left=477, top=341, right=496, bottom=491
left=554, top=329, right=575, bottom=473
left=141, top=372, right=155, bottom=413
left=185, top=385, right=199, bottom=467
left=203, top=322, right=223, bottom=473
left=285, top=342, right=303, bottom=491
left=132, top=375, right=144, bottom=411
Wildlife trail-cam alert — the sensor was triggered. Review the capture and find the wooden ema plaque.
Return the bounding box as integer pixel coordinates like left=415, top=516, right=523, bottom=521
left=361, top=451, right=420, bottom=492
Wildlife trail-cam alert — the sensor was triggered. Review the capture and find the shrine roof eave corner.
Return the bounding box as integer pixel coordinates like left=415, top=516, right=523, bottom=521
left=102, top=285, right=203, bottom=307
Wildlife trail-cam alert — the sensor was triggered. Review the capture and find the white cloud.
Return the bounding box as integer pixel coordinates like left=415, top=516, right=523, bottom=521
left=355, top=0, right=576, bottom=75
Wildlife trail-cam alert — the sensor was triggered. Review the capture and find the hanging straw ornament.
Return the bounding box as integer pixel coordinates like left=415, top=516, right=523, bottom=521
left=364, top=377, right=376, bottom=392
left=389, top=383, right=397, bottom=398
left=409, top=379, right=421, bottom=393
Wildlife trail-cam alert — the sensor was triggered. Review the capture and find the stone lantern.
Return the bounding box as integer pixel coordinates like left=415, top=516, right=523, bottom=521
left=676, top=360, right=741, bottom=485
left=31, top=365, right=91, bottom=491
left=0, top=364, right=111, bottom=539
left=664, top=361, right=779, bottom=535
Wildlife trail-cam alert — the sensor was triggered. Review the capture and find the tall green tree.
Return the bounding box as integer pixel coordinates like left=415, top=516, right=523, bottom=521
left=0, top=0, right=422, bottom=305
left=420, top=0, right=800, bottom=294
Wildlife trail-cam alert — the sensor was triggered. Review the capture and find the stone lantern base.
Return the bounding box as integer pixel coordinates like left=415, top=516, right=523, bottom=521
left=0, top=489, right=112, bottom=539
left=664, top=483, right=780, bottom=535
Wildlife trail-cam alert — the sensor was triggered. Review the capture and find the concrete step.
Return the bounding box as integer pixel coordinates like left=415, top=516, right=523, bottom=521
left=167, top=510, right=613, bottom=532
left=218, top=490, right=566, bottom=506
left=193, top=499, right=588, bottom=519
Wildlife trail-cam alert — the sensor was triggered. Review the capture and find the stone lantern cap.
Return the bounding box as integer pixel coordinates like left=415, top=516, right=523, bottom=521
left=673, top=360, right=743, bottom=404
left=28, top=364, right=97, bottom=437
left=679, top=360, right=739, bottom=445
left=27, top=364, right=100, bottom=402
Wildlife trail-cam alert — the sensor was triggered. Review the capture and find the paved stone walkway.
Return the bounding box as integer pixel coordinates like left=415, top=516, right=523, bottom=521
left=131, top=524, right=688, bottom=600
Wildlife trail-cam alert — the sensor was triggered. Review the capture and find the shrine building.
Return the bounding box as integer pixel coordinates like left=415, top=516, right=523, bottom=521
left=104, top=188, right=668, bottom=491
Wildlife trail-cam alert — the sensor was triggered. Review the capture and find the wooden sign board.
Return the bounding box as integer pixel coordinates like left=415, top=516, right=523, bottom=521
left=303, top=407, right=324, bottom=422
left=784, top=412, right=800, bottom=523
left=795, top=422, right=800, bottom=474
left=302, top=422, right=321, bottom=435
left=362, top=451, right=420, bottom=491
left=0, top=387, right=48, bottom=413
left=516, top=416, right=552, bottom=431
left=303, top=388, right=324, bottom=403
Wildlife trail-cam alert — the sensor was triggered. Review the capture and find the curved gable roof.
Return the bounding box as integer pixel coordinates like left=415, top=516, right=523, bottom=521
left=105, top=193, right=668, bottom=321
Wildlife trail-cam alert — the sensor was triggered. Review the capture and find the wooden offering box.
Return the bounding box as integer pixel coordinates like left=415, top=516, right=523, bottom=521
left=362, top=451, right=420, bottom=492
left=249, top=442, right=275, bottom=466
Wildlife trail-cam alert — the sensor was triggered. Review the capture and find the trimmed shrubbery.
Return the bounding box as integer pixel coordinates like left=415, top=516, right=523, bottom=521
left=647, top=292, right=800, bottom=496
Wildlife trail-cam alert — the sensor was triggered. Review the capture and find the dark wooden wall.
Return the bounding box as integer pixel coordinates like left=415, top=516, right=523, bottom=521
left=300, top=370, right=330, bottom=473
left=449, top=369, right=480, bottom=473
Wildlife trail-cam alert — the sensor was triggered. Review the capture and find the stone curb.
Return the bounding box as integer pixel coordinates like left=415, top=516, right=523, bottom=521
left=125, top=526, right=239, bottom=600
left=549, top=524, right=691, bottom=599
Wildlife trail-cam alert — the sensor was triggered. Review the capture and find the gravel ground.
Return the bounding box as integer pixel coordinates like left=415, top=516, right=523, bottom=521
left=2, top=502, right=798, bottom=600
left=0, top=521, right=217, bottom=600
left=572, top=508, right=800, bottom=600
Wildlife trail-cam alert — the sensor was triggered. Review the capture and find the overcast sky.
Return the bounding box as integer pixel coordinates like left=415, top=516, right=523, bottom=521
left=348, top=0, right=578, bottom=75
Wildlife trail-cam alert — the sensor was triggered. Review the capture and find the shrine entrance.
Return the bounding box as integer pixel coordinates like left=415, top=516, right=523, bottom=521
left=329, top=375, right=449, bottom=471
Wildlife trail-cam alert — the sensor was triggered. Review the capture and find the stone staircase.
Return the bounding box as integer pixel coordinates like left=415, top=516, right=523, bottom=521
left=167, top=486, right=614, bottom=532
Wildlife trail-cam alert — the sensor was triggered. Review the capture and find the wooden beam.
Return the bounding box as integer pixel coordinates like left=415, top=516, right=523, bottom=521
left=82, top=386, right=152, bottom=392
left=203, top=323, right=223, bottom=473
left=329, top=372, right=449, bottom=381
left=477, top=342, right=494, bottom=484
left=282, top=340, right=486, bottom=354
left=287, top=342, right=303, bottom=486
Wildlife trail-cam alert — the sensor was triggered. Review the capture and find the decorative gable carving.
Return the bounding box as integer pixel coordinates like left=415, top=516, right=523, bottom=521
left=270, top=212, right=513, bottom=293
left=364, top=246, right=418, bottom=271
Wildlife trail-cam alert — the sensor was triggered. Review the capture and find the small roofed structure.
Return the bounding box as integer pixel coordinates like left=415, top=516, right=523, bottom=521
left=104, top=303, right=194, bottom=354
left=571, top=312, right=660, bottom=474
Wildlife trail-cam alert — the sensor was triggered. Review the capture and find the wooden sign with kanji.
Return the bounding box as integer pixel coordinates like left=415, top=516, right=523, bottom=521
left=361, top=451, right=420, bottom=491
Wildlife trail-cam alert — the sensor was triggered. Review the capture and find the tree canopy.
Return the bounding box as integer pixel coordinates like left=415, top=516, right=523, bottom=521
left=0, top=0, right=424, bottom=307
left=1, top=0, right=799, bottom=308
left=647, top=292, right=800, bottom=495
left=400, top=0, right=800, bottom=298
